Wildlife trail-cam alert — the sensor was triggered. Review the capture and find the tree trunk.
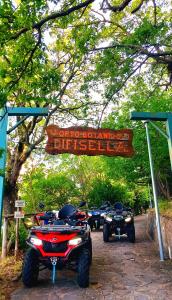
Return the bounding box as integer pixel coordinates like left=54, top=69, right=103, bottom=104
left=4, top=184, right=18, bottom=215
left=1, top=217, right=8, bottom=259
left=157, top=171, right=171, bottom=200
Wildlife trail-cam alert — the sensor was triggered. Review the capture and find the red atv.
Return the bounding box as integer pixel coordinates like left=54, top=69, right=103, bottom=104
left=22, top=202, right=92, bottom=288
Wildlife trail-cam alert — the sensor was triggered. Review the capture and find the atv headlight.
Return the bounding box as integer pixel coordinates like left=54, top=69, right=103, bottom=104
left=106, top=216, right=112, bottom=222
left=68, top=237, right=82, bottom=246
left=30, top=237, right=43, bottom=246
left=125, top=216, right=132, bottom=223
left=101, top=213, right=105, bottom=217
left=88, top=212, right=92, bottom=217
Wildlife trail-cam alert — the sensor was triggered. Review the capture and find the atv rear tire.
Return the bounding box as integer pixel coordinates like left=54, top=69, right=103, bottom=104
left=96, top=220, right=100, bottom=230
left=22, top=248, right=39, bottom=287
left=103, top=223, right=109, bottom=242
left=127, top=224, right=135, bottom=243
left=90, top=224, right=93, bottom=231
left=77, top=249, right=90, bottom=288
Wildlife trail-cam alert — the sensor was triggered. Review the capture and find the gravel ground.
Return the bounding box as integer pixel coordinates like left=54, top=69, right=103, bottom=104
left=11, top=215, right=172, bottom=300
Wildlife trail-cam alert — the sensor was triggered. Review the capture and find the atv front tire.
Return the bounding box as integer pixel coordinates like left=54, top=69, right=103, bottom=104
left=22, top=248, right=39, bottom=287
left=87, top=238, right=92, bottom=265
left=103, top=223, right=109, bottom=242
left=77, top=249, right=90, bottom=288
left=127, top=224, right=135, bottom=243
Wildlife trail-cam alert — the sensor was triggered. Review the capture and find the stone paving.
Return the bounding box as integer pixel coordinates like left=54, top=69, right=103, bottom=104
left=11, top=215, right=172, bottom=300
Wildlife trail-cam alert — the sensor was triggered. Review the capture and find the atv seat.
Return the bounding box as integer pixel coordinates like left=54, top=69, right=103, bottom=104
left=114, top=202, right=123, bottom=211
left=53, top=220, right=66, bottom=225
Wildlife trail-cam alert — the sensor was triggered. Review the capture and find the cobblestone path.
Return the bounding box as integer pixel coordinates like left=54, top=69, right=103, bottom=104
left=11, top=215, right=172, bottom=300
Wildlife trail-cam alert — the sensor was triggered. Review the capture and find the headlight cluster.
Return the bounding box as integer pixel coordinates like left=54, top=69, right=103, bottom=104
left=106, top=216, right=112, bottom=222
left=125, top=216, right=132, bottom=223
left=88, top=212, right=92, bottom=217
left=68, top=237, right=82, bottom=246
left=101, top=213, right=106, bottom=217
left=30, top=237, right=42, bottom=246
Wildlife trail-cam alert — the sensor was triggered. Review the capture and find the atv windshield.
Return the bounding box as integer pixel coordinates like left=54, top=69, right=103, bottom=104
left=58, top=204, right=77, bottom=219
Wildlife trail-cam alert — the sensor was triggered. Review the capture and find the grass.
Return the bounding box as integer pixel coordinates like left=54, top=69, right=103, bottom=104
left=158, top=200, right=172, bottom=218
left=0, top=254, right=23, bottom=300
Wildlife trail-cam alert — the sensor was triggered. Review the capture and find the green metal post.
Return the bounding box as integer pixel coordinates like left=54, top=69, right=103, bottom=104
left=166, top=115, right=172, bottom=172
left=145, top=121, right=164, bottom=261
left=0, top=109, right=8, bottom=227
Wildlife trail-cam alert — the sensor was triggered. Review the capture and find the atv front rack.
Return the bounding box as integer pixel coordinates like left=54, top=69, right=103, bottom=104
left=31, top=224, right=86, bottom=234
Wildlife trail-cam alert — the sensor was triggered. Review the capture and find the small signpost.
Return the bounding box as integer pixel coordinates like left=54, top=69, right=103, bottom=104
left=15, top=200, right=25, bottom=208
left=14, top=211, right=25, bottom=218
left=14, top=200, right=25, bottom=257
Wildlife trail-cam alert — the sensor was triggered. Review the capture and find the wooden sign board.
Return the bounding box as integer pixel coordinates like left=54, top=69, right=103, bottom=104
left=45, top=125, right=134, bottom=157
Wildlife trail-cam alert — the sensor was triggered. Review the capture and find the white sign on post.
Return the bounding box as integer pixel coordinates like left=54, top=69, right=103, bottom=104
left=15, top=200, right=25, bottom=208
left=14, top=211, right=25, bottom=219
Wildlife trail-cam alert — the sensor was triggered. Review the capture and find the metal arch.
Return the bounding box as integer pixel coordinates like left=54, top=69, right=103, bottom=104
left=130, top=111, right=172, bottom=261
left=0, top=106, right=48, bottom=230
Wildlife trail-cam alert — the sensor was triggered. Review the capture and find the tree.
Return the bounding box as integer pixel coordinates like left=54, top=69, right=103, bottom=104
left=19, top=166, right=79, bottom=212
left=87, top=177, right=134, bottom=208
left=1, top=0, right=172, bottom=214
left=1, top=0, right=99, bottom=213
left=101, top=81, right=172, bottom=199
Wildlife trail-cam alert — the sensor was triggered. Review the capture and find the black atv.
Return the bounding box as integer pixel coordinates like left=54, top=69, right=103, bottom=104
left=87, top=202, right=111, bottom=230
left=103, top=202, right=135, bottom=243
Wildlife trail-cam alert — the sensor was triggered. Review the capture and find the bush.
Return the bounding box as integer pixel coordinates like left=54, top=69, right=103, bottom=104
left=19, top=223, right=28, bottom=250
left=87, top=178, right=133, bottom=208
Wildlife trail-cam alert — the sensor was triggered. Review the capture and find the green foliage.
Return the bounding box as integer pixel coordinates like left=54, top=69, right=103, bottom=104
left=133, top=186, right=150, bottom=215
left=19, top=223, right=28, bottom=250
left=0, top=0, right=172, bottom=220
left=86, top=177, right=134, bottom=208
left=0, top=91, right=7, bottom=108
left=159, top=199, right=170, bottom=211
left=124, top=18, right=165, bottom=46
left=158, top=200, right=172, bottom=217
left=20, top=167, right=79, bottom=212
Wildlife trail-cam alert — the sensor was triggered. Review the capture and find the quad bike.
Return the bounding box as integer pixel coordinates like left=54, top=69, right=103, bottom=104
left=34, top=203, right=57, bottom=225
left=103, top=202, right=135, bottom=243
left=87, top=202, right=111, bottom=230
left=22, top=202, right=92, bottom=288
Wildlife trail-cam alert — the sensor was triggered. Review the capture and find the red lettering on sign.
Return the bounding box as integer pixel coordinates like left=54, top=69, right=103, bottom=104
left=88, top=140, right=96, bottom=151
left=54, top=138, right=61, bottom=149
left=79, top=140, right=87, bottom=150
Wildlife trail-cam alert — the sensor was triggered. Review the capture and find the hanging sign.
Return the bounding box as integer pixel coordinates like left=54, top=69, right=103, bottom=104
left=45, top=125, right=134, bottom=157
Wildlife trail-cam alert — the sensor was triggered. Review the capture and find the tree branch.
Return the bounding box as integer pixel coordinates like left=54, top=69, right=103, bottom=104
left=105, top=0, right=132, bottom=12
left=9, top=0, right=94, bottom=41
left=97, top=56, right=148, bottom=127
left=131, top=0, right=144, bottom=13
left=92, top=44, right=172, bottom=59
left=152, top=0, right=157, bottom=26
left=8, top=29, right=42, bottom=90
